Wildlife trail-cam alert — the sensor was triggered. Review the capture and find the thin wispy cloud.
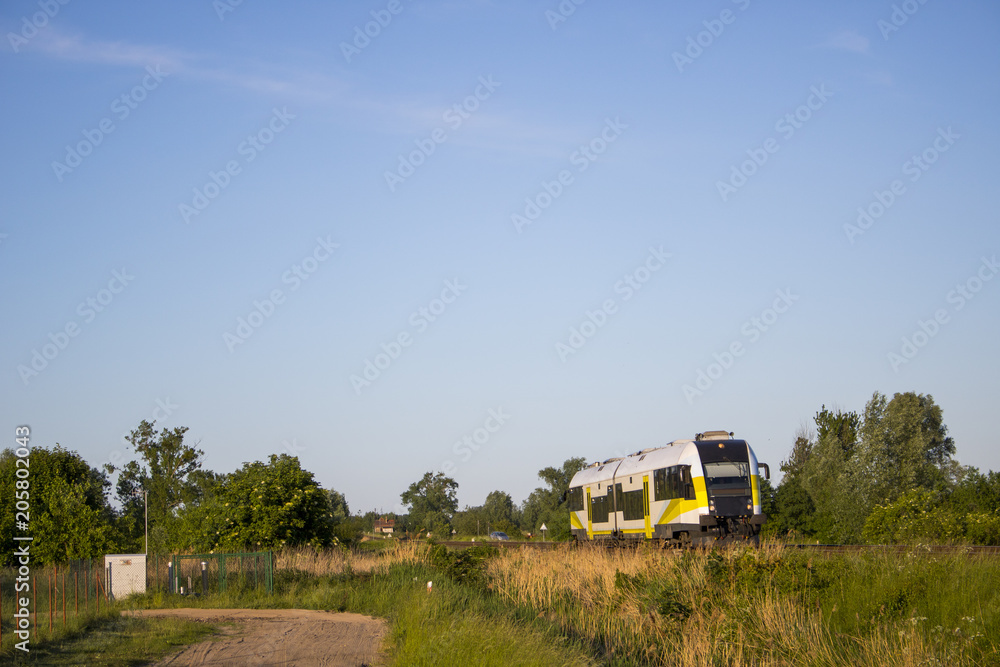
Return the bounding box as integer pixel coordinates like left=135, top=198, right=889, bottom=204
left=17, top=29, right=345, bottom=102
left=27, top=30, right=188, bottom=70
left=12, top=28, right=580, bottom=156
left=821, top=30, right=870, bottom=55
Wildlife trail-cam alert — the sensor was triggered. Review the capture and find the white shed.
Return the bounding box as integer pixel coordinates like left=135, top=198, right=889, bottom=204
left=104, top=554, right=146, bottom=599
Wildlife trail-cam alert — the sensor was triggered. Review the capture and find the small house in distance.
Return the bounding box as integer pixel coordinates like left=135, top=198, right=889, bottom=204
left=373, top=517, right=395, bottom=535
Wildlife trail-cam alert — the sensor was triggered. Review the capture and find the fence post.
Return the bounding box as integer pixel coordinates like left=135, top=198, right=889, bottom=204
left=201, top=562, right=208, bottom=596
left=220, top=556, right=227, bottom=593
left=75, top=570, right=79, bottom=616
left=48, top=568, right=53, bottom=632
left=268, top=551, right=274, bottom=594
left=167, top=562, right=173, bottom=594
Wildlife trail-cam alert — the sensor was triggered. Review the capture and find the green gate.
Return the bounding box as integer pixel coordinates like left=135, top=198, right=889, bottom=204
left=169, top=552, right=273, bottom=595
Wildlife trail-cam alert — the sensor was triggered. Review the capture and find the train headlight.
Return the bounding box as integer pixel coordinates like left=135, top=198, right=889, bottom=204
left=746, top=502, right=753, bottom=511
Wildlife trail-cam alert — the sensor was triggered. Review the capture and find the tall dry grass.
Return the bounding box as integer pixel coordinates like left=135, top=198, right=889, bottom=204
left=483, top=543, right=993, bottom=667
left=275, top=540, right=430, bottom=576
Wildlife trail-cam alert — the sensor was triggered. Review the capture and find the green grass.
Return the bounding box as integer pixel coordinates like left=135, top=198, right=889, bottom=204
left=10, top=544, right=996, bottom=666
left=1, top=614, right=219, bottom=665
left=119, top=561, right=597, bottom=666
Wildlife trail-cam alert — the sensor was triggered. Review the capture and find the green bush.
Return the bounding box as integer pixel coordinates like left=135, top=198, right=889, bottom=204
left=430, top=543, right=499, bottom=586
left=863, top=490, right=973, bottom=544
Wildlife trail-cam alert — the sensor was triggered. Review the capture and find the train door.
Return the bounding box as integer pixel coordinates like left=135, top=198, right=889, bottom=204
left=613, top=483, right=622, bottom=537
left=642, top=475, right=652, bottom=538
left=586, top=487, right=592, bottom=539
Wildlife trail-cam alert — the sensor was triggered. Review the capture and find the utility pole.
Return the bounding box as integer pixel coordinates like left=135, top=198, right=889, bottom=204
left=144, top=489, right=148, bottom=555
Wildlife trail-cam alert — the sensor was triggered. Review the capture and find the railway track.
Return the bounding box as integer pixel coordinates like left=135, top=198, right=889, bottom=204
left=788, top=544, right=1000, bottom=556
left=436, top=540, right=556, bottom=549
left=432, top=540, right=1000, bottom=555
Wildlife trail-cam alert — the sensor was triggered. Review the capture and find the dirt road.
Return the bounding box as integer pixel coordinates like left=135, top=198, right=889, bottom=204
left=130, top=608, right=387, bottom=666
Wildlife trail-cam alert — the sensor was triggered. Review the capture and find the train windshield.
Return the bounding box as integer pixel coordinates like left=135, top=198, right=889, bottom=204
left=702, top=461, right=751, bottom=497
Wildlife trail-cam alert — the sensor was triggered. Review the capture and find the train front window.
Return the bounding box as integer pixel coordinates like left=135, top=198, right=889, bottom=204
left=703, top=461, right=751, bottom=497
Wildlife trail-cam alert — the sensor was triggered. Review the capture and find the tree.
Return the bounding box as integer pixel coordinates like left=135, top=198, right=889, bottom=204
left=327, top=489, right=350, bottom=524
left=452, top=505, right=486, bottom=536
left=400, top=472, right=458, bottom=536
left=801, top=406, right=865, bottom=543
left=519, top=457, right=587, bottom=540
left=789, top=392, right=958, bottom=544
left=111, top=420, right=205, bottom=550
left=482, top=490, right=517, bottom=526
left=0, top=445, right=117, bottom=565
left=195, top=454, right=334, bottom=551
left=767, top=431, right=818, bottom=538
left=855, top=391, right=955, bottom=504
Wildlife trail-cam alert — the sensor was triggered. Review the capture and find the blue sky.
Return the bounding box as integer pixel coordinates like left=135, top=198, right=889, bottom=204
left=2, top=0, right=998, bottom=516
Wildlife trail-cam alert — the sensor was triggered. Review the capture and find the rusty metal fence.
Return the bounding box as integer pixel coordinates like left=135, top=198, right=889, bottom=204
left=0, top=559, right=111, bottom=652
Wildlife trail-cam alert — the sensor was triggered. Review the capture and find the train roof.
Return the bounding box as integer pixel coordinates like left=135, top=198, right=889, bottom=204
left=570, top=435, right=755, bottom=487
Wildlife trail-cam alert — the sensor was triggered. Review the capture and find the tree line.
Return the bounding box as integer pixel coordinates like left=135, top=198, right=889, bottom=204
left=0, top=418, right=586, bottom=566
left=762, top=391, right=1000, bottom=545
left=395, top=457, right=587, bottom=541
left=4, top=390, right=996, bottom=566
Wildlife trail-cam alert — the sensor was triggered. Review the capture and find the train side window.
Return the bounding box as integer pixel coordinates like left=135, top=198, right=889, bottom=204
left=653, top=468, right=667, bottom=501
left=681, top=465, right=696, bottom=500
left=622, top=489, right=645, bottom=520
left=665, top=466, right=677, bottom=499
left=591, top=495, right=610, bottom=523
left=567, top=486, right=584, bottom=512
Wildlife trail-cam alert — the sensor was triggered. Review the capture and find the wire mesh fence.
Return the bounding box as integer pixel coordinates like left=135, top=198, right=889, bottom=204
left=169, top=552, right=274, bottom=596
left=0, top=558, right=111, bottom=653
left=0, top=551, right=272, bottom=653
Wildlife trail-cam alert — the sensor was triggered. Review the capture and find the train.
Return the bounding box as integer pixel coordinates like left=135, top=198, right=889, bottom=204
left=568, top=431, right=770, bottom=546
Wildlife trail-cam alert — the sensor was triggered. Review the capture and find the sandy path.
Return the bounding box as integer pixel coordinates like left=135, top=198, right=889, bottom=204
left=129, top=608, right=387, bottom=666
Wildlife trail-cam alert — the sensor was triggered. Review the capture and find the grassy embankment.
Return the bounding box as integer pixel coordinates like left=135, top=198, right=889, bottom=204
left=4, top=541, right=998, bottom=665
left=486, top=542, right=1000, bottom=666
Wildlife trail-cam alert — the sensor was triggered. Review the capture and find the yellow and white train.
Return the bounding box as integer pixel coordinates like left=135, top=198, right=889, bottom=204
left=568, top=431, right=770, bottom=546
